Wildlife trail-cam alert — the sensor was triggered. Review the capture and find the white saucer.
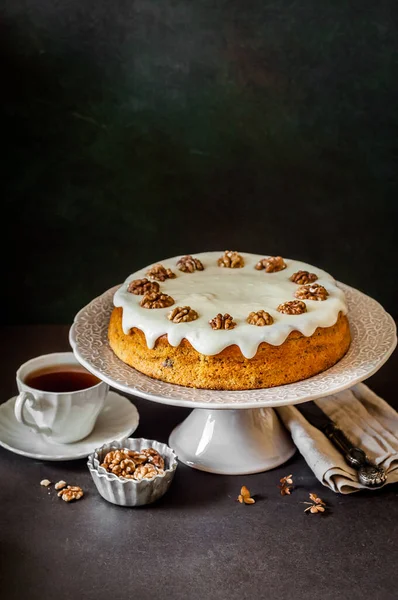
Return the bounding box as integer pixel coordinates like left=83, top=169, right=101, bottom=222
left=0, top=391, right=139, bottom=461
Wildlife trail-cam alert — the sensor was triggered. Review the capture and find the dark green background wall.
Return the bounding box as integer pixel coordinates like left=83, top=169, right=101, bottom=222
left=2, top=1, right=397, bottom=324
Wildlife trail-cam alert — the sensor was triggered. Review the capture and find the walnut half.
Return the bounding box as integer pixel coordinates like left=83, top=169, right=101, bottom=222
left=140, top=292, right=174, bottom=309
left=101, top=448, right=137, bottom=477
left=277, top=300, right=307, bottom=315
left=217, top=251, right=244, bottom=268
left=176, top=255, right=204, bottom=273
left=58, top=486, right=84, bottom=502
left=141, top=448, right=165, bottom=470
left=290, top=270, right=318, bottom=285
left=168, top=306, right=198, bottom=323
left=247, top=310, right=274, bottom=326
left=255, top=256, right=286, bottom=273
left=146, top=264, right=176, bottom=282
left=127, top=278, right=160, bottom=295
left=134, top=464, right=159, bottom=481
left=209, top=313, right=236, bottom=330
left=295, top=284, right=328, bottom=301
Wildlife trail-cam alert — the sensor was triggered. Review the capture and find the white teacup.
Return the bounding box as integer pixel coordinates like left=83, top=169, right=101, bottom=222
left=15, top=352, right=108, bottom=444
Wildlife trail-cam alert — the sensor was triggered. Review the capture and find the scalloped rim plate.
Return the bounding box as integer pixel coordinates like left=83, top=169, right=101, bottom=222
left=0, top=392, right=139, bottom=461
left=69, top=284, right=396, bottom=410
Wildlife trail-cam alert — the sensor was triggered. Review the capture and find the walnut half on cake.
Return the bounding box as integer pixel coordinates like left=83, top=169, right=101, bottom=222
left=108, top=252, right=351, bottom=390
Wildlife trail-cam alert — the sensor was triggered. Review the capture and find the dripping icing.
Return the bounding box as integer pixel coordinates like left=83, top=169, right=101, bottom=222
left=113, top=252, right=348, bottom=359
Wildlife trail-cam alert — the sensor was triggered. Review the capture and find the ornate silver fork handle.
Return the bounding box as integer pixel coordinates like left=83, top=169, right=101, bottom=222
left=324, top=424, right=387, bottom=488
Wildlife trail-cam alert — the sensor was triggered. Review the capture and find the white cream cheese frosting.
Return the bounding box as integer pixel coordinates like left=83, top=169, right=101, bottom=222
left=113, top=252, right=348, bottom=359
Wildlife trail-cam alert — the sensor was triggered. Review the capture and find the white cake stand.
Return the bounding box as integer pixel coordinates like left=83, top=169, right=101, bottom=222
left=69, top=284, right=396, bottom=475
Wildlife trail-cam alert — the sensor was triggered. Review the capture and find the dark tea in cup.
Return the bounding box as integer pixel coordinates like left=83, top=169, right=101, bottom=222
left=16, top=352, right=108, bottom=443
left=25, top=365, right=101, bottom=393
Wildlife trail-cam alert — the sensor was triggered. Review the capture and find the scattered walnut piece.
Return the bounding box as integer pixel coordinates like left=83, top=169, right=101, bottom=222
left=127, top=278, right=160, bottom=295
left=134, top=463, right=159, bottom=481
left=100, top=447, right=165, bottom=479
left=54, top=480, right=67, bottom=490
left=277, top=300, right=307, bottom=315
left=168, top=306, right=198, bottom=323
left=255, top=256, right=286, bottom=273
left=101, top=448, right=131, bottom=467
left=290, top=270, right=318, bottom=285
left=278, top=474, right=294, bottom=496
left=101, top=448, right=137, bottom=477
left=131, top=452, right=149, bottom=465
left=140, top=291, right=174, bottom=309
left=247, top=310, right=274, bottom=326
left=108, top=457, right=136, bottom=477
left=176, top=255, right=204, bottom=273
left=303, top=492, right=326, bottom=514
left=217, top=250, right=244, bottom=268
left=295, top=283, right=329, bottom=301
left=209, top=313, right=236, bottom=330
left=237, top=486, right=255, bottom=505
left=141, top=448, right=165, bottom=470
left=147, top=264, right=176, bottom=282
left=40, top=479, right=51, bottom=487
left=58, top=485, right=84, bottom=502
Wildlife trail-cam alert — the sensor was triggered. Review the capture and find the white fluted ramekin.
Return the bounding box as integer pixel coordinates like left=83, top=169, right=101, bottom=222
left=87, top=438, right=178, bottom=507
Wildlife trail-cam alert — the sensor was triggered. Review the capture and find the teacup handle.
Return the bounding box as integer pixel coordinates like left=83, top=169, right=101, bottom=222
left=14, top=391, right=52, bottom=436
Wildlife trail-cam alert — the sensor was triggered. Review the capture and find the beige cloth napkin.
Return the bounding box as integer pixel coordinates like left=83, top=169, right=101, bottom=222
left=276, top=383, right=398, bottom=494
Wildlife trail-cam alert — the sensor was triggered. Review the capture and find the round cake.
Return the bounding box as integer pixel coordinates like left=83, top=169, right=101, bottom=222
left=108, top=251, right=351, bottom=390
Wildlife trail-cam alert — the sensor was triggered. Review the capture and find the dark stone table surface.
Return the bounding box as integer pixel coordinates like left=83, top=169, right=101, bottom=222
left=0, top=326, right=397, bottom=600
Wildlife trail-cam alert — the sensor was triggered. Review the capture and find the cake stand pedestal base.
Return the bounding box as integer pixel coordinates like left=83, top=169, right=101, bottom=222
left=168, top=407, right=296, bottom=475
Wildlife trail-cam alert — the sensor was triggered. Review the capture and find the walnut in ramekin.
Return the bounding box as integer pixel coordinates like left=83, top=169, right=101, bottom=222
left=100, top=447, right=165, bottom=480
left=87, top=438, right=178, bottom=507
